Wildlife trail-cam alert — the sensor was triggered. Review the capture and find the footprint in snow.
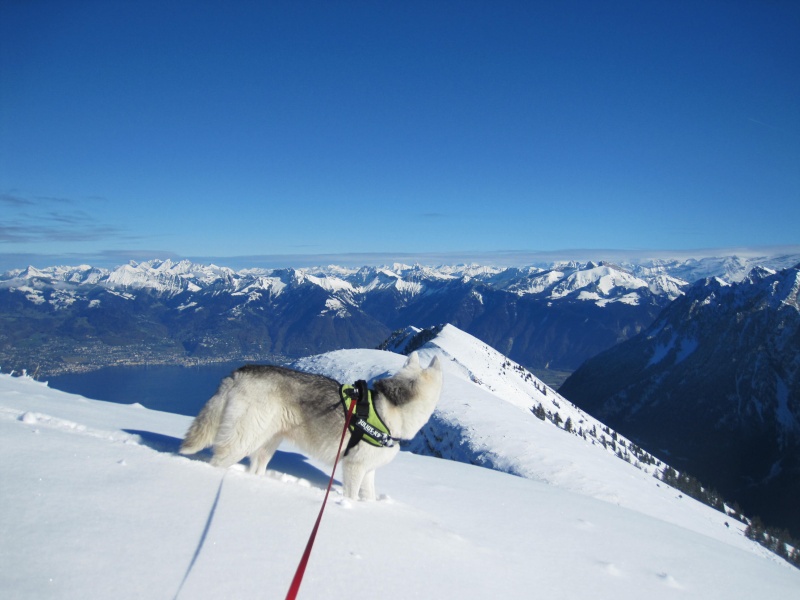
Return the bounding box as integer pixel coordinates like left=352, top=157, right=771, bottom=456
left=335, top=498, right=354, bottom=509
left=19, top=412, right=38, bottom=424
left=265, top=469, right=312, bottom=489
left=657, top=572, right=683, bottom=589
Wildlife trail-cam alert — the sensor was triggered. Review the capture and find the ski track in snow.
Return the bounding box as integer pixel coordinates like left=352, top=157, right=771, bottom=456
left=3, top=406, right=142, bottom=444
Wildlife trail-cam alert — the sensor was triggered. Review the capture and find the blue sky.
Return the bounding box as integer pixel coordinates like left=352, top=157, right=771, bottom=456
left=1, top=1, right=799, bottom=271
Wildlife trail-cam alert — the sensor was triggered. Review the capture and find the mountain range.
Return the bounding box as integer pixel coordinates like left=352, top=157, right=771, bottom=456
left=0, top=258, right=683, bottom=378
left=560, top=263, right=800, bottom=538
left=4, top=251, right=797, bottom=380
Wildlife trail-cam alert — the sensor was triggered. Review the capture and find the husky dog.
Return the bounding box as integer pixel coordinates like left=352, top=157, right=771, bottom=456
left=180, top=353, right=442, bottom=500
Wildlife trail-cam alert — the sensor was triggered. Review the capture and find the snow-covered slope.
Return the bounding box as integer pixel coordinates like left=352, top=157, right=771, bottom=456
left=3, top=342, right=800, bottom=599
left=369, top=325, right=750, bottom=534
left=2, top=361, right=799, bottom=599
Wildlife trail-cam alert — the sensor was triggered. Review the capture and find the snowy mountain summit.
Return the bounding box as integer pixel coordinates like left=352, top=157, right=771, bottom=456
left=2, top=323, right=800, bottom=599
left=3, top=258, right=688, bottom=302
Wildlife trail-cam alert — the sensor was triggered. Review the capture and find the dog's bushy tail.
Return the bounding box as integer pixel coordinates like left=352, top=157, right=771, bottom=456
left=179, top=375, right=235, bottom=455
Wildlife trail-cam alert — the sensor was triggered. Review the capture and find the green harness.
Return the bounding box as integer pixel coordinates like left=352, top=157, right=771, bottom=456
left=339, top=380, right=397, bottom=455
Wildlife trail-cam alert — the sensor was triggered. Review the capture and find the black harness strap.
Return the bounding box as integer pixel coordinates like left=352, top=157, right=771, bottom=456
left=342, top=380, right=370, bottom=457
left=340, top=379, right=406, bottom=456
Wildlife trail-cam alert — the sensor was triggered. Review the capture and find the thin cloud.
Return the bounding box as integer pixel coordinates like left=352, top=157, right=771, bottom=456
left=0, top=193, right=35, bottom=207
left=188, top=246, right=800, bottom=271
left=35, top=195, right=77, bottom=205
left=42, top=210, right=96, bottom=226
left=0, top=224, right=36, bottom=243
left=0, top=249, right=184, bottom=272
left=3, top=245, right=800, bottom=274
left=1, top=193, right=79, bottom=208
left=747, top=117, right=781, bottom=132
left=0, top=221, right=123, bottom=243
left=0, top=192, right=135, bottom=245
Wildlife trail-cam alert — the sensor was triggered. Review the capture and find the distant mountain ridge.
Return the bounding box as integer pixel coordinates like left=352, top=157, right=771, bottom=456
left=560, top=263, right=800, bottom=538
left=2, top=252, right=798, bottom=378
left=3, top=258, right=686, bottom=299
left=0, top=258, right=682, bottom=377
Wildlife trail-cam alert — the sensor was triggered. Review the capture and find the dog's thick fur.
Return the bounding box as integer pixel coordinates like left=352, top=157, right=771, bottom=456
left=180, top=353, right=442, bottom=500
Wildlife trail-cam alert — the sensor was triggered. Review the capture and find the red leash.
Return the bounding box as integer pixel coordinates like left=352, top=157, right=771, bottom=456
left=284, top=396, right=358, bottom=600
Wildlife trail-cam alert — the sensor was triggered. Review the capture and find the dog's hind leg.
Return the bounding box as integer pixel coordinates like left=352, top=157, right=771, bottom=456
left=210, top=393, right=283, bottom=470
left=210, top=447, right=246, bottom=469
left=180, top=377, right=236, bottom=455
left=248, top=435, right=282, bottom=477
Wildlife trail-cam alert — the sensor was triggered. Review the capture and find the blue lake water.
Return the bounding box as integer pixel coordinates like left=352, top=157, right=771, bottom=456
left=47, top=361, right=278, bottom=417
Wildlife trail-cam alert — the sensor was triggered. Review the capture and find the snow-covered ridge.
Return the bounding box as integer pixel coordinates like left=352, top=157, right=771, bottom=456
left=0, top=257, right=690, bottom=306
left=381, top=325, right=667, bottom=487
left=5, top=255, right=797, bottom=309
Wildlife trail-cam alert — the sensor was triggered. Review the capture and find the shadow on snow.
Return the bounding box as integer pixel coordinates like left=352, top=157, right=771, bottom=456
left=124, top=429, right=337, bottom=489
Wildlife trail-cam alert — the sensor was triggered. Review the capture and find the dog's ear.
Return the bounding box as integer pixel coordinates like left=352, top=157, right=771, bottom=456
left=421, top=355, right=443, bottom=389
left=404, top=351, right=421, bottom=369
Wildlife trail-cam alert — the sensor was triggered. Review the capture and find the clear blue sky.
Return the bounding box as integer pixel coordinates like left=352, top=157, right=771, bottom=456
left=1, top=1, right=799, bottom=270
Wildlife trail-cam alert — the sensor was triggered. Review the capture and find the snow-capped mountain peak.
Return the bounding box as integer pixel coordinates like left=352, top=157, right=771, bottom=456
left=379, top=323, right=667, bottom=492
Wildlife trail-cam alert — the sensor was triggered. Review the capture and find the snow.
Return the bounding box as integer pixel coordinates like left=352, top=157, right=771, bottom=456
left=588, top=291, right=642, bottom=307
left=103, top=260, right=237, bottom=296
left=775, top=375, right=798, bottom=435
left=777, top=269, right=800, bottom=311
left=14, top=286, right=45, bottom=305
left=303, top=272, right=353, bottom=294
left=648, top=274, right=688, bottom=301
left=245, top=275, right=287, bottom=299
left=676, top=336, right=699, bottom=364
left=549, top=265, right=648, bottom=300
left=321, top=297, right=350, bottom=318
left=3, top=259, right=688, bottom=308
left=2, top=347, right=800, bottom=599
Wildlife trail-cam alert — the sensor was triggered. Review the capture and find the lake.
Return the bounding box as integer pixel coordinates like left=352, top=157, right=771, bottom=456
left=46, top=361, right=278, bottom=417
